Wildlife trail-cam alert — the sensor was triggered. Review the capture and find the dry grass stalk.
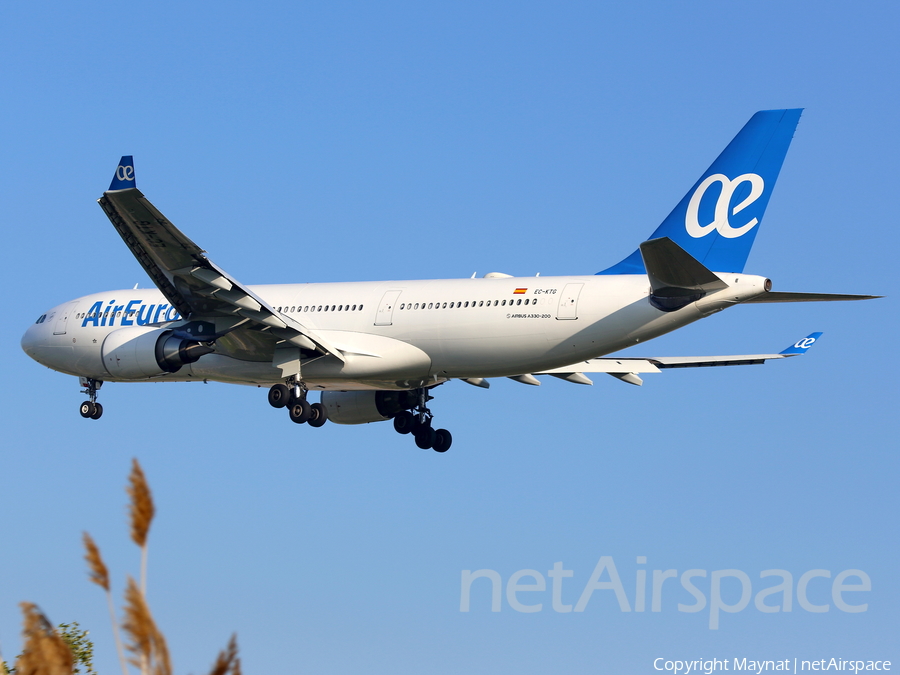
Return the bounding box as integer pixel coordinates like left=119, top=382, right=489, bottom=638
left=122, top=578, right=171, bottom=675
left=14, top=603, right=74, bottom=675
left=206, top=635, right=241, bottom=675
left=83, top=533, right=130, bottom=675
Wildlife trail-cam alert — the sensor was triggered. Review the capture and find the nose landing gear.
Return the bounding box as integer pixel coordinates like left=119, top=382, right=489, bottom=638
left=78, top=377, right=104, bottom=420
left=392, top=388, right=452, bottom=452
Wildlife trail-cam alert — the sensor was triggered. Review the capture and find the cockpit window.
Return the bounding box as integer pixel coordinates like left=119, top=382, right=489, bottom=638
left=35, top=314, right=46, bottom=324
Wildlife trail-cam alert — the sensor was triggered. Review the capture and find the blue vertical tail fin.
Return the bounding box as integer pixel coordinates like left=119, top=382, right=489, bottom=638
left=599, top=109, right=803, bottom=275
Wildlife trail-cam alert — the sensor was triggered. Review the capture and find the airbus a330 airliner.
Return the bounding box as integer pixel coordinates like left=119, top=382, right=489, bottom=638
left=21, top=109, right=876, bottom=452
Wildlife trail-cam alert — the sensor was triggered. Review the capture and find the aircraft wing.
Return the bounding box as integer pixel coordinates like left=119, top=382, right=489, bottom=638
left=98, top=157, right=344, bottom=362
left=530, top=333, right=823, bottom=386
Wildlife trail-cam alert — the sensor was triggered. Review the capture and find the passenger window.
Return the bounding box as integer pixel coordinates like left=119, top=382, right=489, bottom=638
left=353, top=305, right=357, bottom=311
left=517, top=299, right=522, bottom=305
left=400, top=303, right=405, bottom=310
left=442, top=303, right=447, bottom=309
left=359, top=305, right=363, bottom=311
left=428, top=303, right=433, bottom=309
left=502, top=300, right=506, bottom=306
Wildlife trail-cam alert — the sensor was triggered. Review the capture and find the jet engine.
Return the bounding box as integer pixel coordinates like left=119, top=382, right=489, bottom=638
left=101, top=326, right=214, bottom=379
left=320, top=390, right=418, bottom=425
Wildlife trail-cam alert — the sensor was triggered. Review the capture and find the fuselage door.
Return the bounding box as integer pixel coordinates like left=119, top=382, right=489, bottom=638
left=557, top=283, right=583, bottom=320
left=53, top=301, right=79, bottom=335
left=375, top=290, right=402, bottom=326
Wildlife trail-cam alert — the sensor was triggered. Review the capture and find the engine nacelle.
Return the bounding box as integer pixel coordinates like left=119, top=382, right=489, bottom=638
left=321, top=390, right=418, bottom=425
left=101, top=326, right=214, bottom=379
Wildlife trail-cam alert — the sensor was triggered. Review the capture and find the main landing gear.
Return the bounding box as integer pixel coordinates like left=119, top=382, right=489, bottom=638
left=78, top=377, right=104, bottom=420
left=268, top=382, right=328, bottom=428
left=392, top=388, right=452, bottom=453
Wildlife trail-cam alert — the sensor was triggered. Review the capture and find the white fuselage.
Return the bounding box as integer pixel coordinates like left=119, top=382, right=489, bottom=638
left=21, top=273, right=770, bottom=390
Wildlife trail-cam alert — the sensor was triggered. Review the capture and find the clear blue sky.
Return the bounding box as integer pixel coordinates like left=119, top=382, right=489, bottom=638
left=1, top=1, right=897, bottom=672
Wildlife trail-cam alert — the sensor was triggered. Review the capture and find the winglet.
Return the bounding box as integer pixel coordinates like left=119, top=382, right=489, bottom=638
left=780, top=332, right=823, bottom=355
left=108, top=156, right=136, bottom=191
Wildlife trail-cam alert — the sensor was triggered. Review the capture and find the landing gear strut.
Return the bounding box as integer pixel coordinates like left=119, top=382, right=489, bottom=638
left=268, top=380, right=328, bottom=428
left=393, top=387, right=452, bottom=452
left=78, top=377, right=104, bottom=420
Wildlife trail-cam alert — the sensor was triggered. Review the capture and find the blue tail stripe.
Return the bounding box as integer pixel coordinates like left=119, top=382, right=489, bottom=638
left=598, top=109, right=803, bottom=275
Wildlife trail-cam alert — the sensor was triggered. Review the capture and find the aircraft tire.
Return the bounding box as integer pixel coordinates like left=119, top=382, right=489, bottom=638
left=393, top=411, right=415, bottom=434
left=307, top=402, right=328, bottom=428
left=90, top=403, right=104, bottom=420
left=414, top=427, right=436, bottom=450
left=268, top=384, right=291, bottom=408
left=288, top=399, right=311, bottom=424
left=432, top=429, right=452, bottom=453
left=79, top=401, right=95, bottom=418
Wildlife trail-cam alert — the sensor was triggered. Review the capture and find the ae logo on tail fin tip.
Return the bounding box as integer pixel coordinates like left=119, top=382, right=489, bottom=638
left=685, top=173, right=764, bottom=239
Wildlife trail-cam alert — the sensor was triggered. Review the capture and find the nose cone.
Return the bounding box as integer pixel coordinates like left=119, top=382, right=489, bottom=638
left=21, top=321, right=47, bottom=361
left=21, top=324, right=41, bottom=361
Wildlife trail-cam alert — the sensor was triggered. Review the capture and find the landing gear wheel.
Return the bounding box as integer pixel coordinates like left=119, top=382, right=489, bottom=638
left=268, top=384, right=291, bottom=408
left=288, top=399, right=311, bottom=424
left=79, top=401, right=95, bottom=418
left=414, top=426, right=436, bottom=449
left=90, top=403, right=104, bottom=420
left=432, top=429, right=452, bottom=453
left=307, top=402, right=328, bottom=428
left=393, top=411, right=415, bottom=435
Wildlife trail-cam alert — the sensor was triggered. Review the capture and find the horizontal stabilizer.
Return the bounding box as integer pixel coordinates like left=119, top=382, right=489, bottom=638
left=639, top=237, right=727, bottom=311
left=742, top=291, right=880, bottom=303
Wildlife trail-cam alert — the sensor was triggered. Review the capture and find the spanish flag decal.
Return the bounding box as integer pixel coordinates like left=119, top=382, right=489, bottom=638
left=513, top=288, right=527, bottom=295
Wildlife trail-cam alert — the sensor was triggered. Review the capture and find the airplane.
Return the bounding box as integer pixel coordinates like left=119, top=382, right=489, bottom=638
left=21, top=109, right=877, bottom=452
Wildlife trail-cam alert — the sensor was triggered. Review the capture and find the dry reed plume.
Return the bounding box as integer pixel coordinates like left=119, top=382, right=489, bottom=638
left=122, top=578, right=171, bottom=675
left=7, top=458, right=243, bottom=675
left=207, top=635, right=241, bottom=675
left=127, top=459, right=155, bottom=597
left=83, top=532, right=128, bottom=675
left=127, top=459, right=154, bottom=549
left=83, top=533, right=109, bottom=593
left=14, top=603, right=74, bottom=675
